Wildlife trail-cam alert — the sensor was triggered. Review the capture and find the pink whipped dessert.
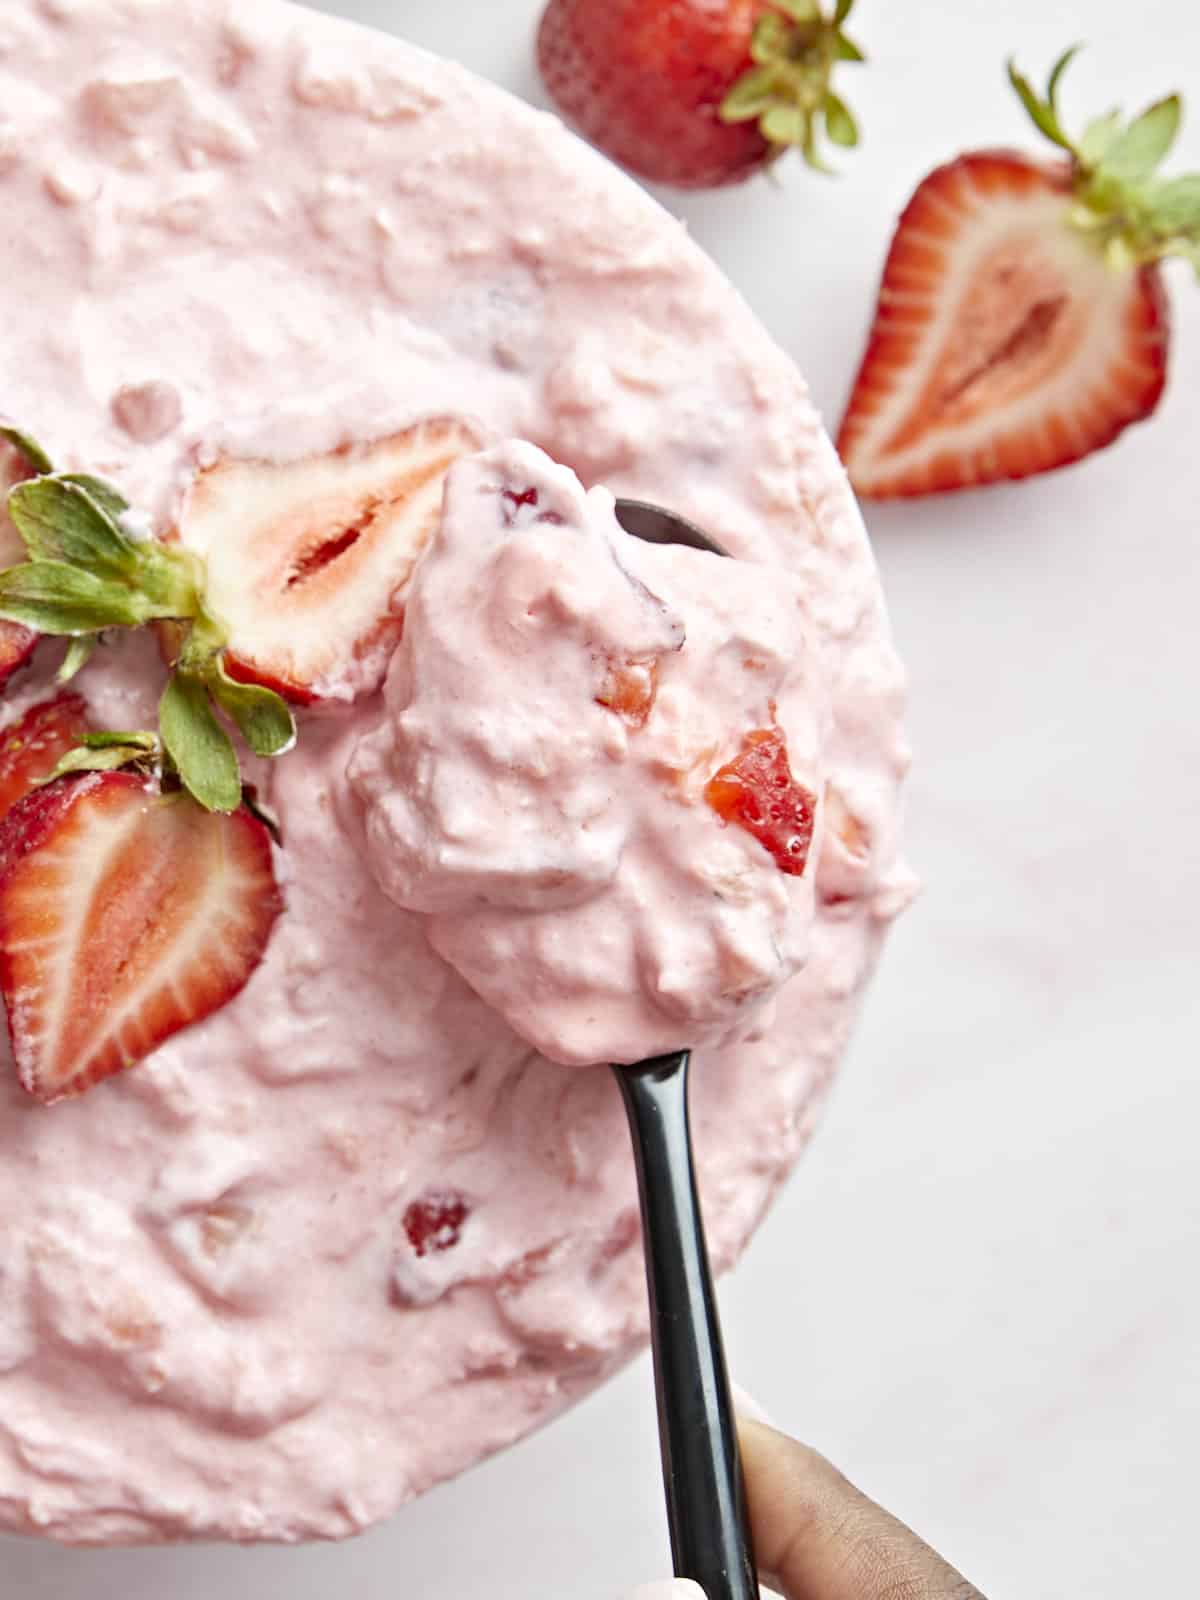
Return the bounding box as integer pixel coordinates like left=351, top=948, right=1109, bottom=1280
left=0, top=0, right=912, bottom=1547
left=352, top=441, right=831, bottom=1067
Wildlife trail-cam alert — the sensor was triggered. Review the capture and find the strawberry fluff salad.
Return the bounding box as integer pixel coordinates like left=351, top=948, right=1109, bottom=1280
left=0, top=0, right=912, bottom=1548
left=352, top=442, right=832, bottom=1069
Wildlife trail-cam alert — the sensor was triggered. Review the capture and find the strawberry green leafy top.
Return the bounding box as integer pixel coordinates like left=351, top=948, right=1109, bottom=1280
left=0, top=430, right=295, bottom=813
left=719, top=0, right=865, bottom=174
left=1009, top=46, right=1200, bottom=273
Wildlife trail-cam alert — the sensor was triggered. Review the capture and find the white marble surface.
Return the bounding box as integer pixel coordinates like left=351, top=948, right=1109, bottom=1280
left=8, top=1, right=1198, bottom=1595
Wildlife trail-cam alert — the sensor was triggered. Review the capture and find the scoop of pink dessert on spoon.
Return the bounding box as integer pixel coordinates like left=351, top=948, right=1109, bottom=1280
left=611, top=499, right=758, bottom=1600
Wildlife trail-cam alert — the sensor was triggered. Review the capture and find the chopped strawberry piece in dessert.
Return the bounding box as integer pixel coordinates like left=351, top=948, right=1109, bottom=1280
left=705, top=725, right=817, bottom=877
left=500, top=484, right=564, bottom=529
left=501, top=485, right=539, bottom=525
left=0, top=771, right=282, bottom=1103
left=596, top=657, right=659, bottom=728
left=403, top=1191, right=470, bottom=1257
left=0, top=693, right=90, bottom=818
left=174, top=418, right=483, bottom=703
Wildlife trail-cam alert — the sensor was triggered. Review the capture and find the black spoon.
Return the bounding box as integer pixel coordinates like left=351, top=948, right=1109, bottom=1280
left=610, top=499, right=758, bottom=1600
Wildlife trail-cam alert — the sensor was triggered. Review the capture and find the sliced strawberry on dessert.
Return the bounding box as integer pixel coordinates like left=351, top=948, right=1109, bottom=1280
left=0, top=770, right=282, bottom=1103
left=0, top=438, right=43, bottom=688
left=838, top=50, right=1198, bottom=497
left=537, top=0, right=865, bottom=190
left=706, top=723, right=816, bottom=876
left=174, top=418, right=482, bottom=704
left=0, top=693, right=91, bottom=818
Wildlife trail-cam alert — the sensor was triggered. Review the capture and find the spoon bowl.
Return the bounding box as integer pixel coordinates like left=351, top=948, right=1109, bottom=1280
left=612, top=499, right=728, bottom=559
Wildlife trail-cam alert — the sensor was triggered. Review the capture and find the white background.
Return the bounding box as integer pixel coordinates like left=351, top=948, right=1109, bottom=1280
left=8, top=1, right=1198, bottom=1596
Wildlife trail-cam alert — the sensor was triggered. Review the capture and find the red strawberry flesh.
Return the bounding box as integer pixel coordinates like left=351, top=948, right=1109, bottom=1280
left=0, top=693, right=90, bottom=818
left=0, top=624, right=38, bottom=691
left=705, top=725, right=816, bottom=877
left=837, top=153, right=1169, bottom=498
left=500, top=485, right=565, bottom=530
left=0, top=771, right=282, bottom=1103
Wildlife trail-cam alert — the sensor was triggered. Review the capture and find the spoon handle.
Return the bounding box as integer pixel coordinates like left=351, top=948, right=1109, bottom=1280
left=615, top=1051, right=758, bottom=1600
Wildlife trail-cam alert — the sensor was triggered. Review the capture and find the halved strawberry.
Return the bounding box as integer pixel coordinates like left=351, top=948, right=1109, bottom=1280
left=837, top=51, right=1196, bottom=498
left=175, top=418, right=483, bottom=703
left=837, top=153, right=1168, bottom=497
left=0, top=771, right=282, bottom=1103
left=0, top=693, right=91, bottom=818
left=0, top=441, right=41, bottom=687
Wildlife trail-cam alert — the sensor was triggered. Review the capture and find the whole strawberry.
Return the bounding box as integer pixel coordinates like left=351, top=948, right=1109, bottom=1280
left=537, top=0, right=865, bottom=190
left=838, top=49, right=1200, bottom=498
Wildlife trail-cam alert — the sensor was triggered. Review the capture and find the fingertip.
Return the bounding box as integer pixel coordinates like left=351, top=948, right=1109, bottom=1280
left=737, top=1416, right=847, bottom=1491
left=736, top=1424, right=985, bottom=1600
left=730, top=1381, right=776, bottom=1428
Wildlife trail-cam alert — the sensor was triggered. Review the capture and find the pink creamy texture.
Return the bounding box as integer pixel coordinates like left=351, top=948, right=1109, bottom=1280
left=0, top=0, right=912, bottom=1547
left=352, top=442, right=831, bottom=1066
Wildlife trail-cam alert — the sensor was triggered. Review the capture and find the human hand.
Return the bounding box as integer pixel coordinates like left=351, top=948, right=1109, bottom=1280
left=624, top=1420, right=985, bottom=1599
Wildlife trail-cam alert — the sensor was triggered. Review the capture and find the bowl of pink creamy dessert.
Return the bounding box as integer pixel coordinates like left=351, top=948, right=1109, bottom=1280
left=0, top=0, right=912, bottom=1547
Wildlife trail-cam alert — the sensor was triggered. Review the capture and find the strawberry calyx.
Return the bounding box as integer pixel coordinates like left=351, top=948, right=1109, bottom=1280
left=0, top=427, right=53, bottom=477
left=0, top=428, right=296, bottom=813
left=37, top=721, right=279, bottom=831
left=43, top=727, right=162, bottom=785
left=719, top=0, right=865, bottom=174
left=1009, top=46, right=1200, bottom=273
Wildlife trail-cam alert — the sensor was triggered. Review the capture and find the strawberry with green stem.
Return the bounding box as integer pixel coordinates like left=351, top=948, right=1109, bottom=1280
left=537, top=0, right=865, bottom=191
left=0, top=417, right=481, bottom=1099
left=0, top=432, right=294, bottom=1100
left=0, top=438, right=295, bottom=810
left=837, top=49, right=1199, bottom=498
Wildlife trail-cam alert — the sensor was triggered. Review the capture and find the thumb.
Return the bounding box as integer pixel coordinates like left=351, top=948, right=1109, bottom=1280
left=738, top=1421, right=987, bottom=1600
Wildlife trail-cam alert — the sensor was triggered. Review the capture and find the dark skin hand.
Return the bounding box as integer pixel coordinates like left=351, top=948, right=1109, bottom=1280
left=736, top=1420, right=988, bottom=1600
